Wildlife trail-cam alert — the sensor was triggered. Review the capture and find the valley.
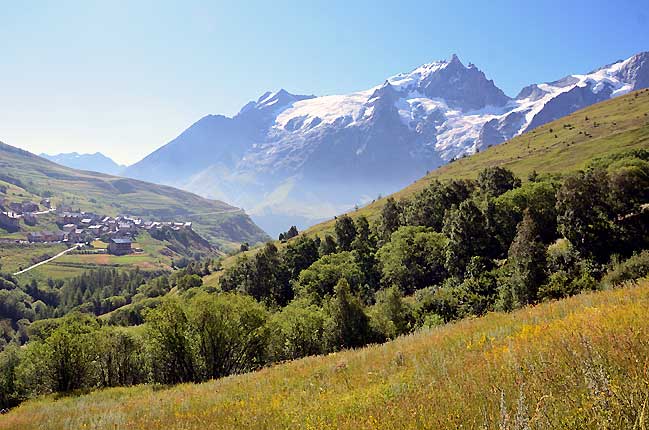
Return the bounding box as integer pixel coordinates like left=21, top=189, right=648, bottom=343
left=1, top=8, right=648, bottom=427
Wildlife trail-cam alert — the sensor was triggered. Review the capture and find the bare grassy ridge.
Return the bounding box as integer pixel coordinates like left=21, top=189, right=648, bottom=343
left=3, top=280, right=648, bottom=429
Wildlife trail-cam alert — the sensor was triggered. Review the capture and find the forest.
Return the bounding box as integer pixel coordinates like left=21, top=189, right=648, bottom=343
left=0, top=149, right=648, bottom=409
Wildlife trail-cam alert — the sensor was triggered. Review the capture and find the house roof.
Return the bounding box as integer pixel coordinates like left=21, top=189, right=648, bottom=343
left=110, top=238, right=132, bottom=244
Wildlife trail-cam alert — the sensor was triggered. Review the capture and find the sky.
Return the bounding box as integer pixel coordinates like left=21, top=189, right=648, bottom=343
left=1, top=0, right=648, bottom=165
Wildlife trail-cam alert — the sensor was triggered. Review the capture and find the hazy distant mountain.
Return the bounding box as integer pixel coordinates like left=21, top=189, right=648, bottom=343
left=41, top=152, right=126, bottom=175
left=123, top=52, right=649, bottom=235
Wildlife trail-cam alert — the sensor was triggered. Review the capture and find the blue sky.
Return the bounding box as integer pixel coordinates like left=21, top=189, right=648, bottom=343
left=1, top=0, right=647, bottom=165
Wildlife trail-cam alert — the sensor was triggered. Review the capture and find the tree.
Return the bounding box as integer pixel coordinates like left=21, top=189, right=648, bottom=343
left=377, top=226, right=447, bottom=294
left=606, top=157, right=649, bottom=254
left=252, top=243, right=292, bottom=306
left=267, top=298, right=325, bottom=361
left=413, top=281, right=464, bottom=323
left=284, top=235, right=320, bottom=279
left=43, top=314, right=100, bottom=393
left=145, top=299, right=198, bottom=384
left=324, top=279, right=372, bottom=351
left=188, top=293, right=268, bottom=380
left=220, top=254, right=255, bottom=293
left=279, top=226, right=299, bottom=241
left=493, top=180, right=558, bottom=246
left=296, top=252, right=364, bottom=302
left=351, top=216, right=380, bottom=290
left=0, top=345, right=21, bottom=408
left=176, top=274, right=203, bottom=291
left=138, top=275, right=171, bottom=298
left=400, top=180, right=472, bottom=230
left=95, top=327, right=144, bottom=387
left=606, top=155, right=649, bottom=214
left=335, top=214, right=357, bottom=251
left=319, top=234, right=338, bottom=256
left=459, top=256, right=499, bottom=316
left=370, top=286, right=411, bottom=340
left=507, top=211, right=547, bottom=308
left=443, top=200, right=490, bottom=278
left=286, top=225, right=299, bottom=239
left=556, top=169, right=613, bottom=261
left=477, top=166, right=521, bottom=197
left=380, top=197, right=402, bottom=241
left=220, top=243, right=292, bottom=307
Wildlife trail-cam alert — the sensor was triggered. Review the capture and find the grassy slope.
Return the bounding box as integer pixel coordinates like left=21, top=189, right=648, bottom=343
left=0, top=243, right=68, bottom=274
left=0, top=142, right=269, bottom=248
left=305, top=88, right=649, bottom=237
left=3, top=280, right=648, bottom=429
left=6, top=230, right=218, bottom=283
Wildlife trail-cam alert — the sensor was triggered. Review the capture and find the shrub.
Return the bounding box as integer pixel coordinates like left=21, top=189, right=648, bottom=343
left=601, top=250, right=649, bottom=288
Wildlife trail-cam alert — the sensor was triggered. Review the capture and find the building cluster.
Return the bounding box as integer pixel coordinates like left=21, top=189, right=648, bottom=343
left=33, top=211, right=192, bottom=255
left=54, top=211, right=193, bottom=244
left=0, top=198, right=50, bottom=231
left=1, top=197, right=194, bottom=255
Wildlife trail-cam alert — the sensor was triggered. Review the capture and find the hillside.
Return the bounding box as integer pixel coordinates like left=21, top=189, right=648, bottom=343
left=304, top=88, right=649, bottom=237
left=123, top=52, right=649, bottom=235
left=2, top=281, right=647, bottom=429
left=0, top=142, right=269, bottom=249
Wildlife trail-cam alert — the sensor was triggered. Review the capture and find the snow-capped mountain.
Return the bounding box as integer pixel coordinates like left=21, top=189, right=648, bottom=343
left=124, top=52, right=649, bottom=235
left=40, top=152, right=126, bottom=175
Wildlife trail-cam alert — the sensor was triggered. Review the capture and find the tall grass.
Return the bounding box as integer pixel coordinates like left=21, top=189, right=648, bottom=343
left=2, top=280, right=648, bottom=429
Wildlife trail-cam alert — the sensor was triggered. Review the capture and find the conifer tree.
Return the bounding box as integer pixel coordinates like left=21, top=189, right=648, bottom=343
left=324, top=279, right=371, bottom=350
left=507, top=211, right=547, bottom=307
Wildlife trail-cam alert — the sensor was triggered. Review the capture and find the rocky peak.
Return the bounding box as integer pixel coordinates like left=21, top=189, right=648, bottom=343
left=415, top=54, right=510, bottom=110
left=614, top=51, right=649, bottom=90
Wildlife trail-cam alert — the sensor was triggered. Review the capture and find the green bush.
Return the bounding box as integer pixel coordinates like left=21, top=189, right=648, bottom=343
left=601, top=250, right=649, bottom=287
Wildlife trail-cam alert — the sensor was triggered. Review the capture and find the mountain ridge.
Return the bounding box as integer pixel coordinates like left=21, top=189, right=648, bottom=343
left=124, top=51, right=649, bottom=235
left=40, top=151, right=126, bottom=175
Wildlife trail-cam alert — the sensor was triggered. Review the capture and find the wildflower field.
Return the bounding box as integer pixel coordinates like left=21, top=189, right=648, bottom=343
left=2, top=280, right=648, bottom=429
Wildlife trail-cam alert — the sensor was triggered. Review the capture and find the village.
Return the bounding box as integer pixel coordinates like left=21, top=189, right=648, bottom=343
left=0, top=197, right=193, bottom=255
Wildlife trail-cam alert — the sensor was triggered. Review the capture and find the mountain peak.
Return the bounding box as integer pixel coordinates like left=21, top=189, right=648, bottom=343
left=239, top=89, right=316, bottom=116
left=614, top=51, right=649, bottom=91
left=449, top=53, right=463, bottom=66
left=385, top=54, right=508, bottom=110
